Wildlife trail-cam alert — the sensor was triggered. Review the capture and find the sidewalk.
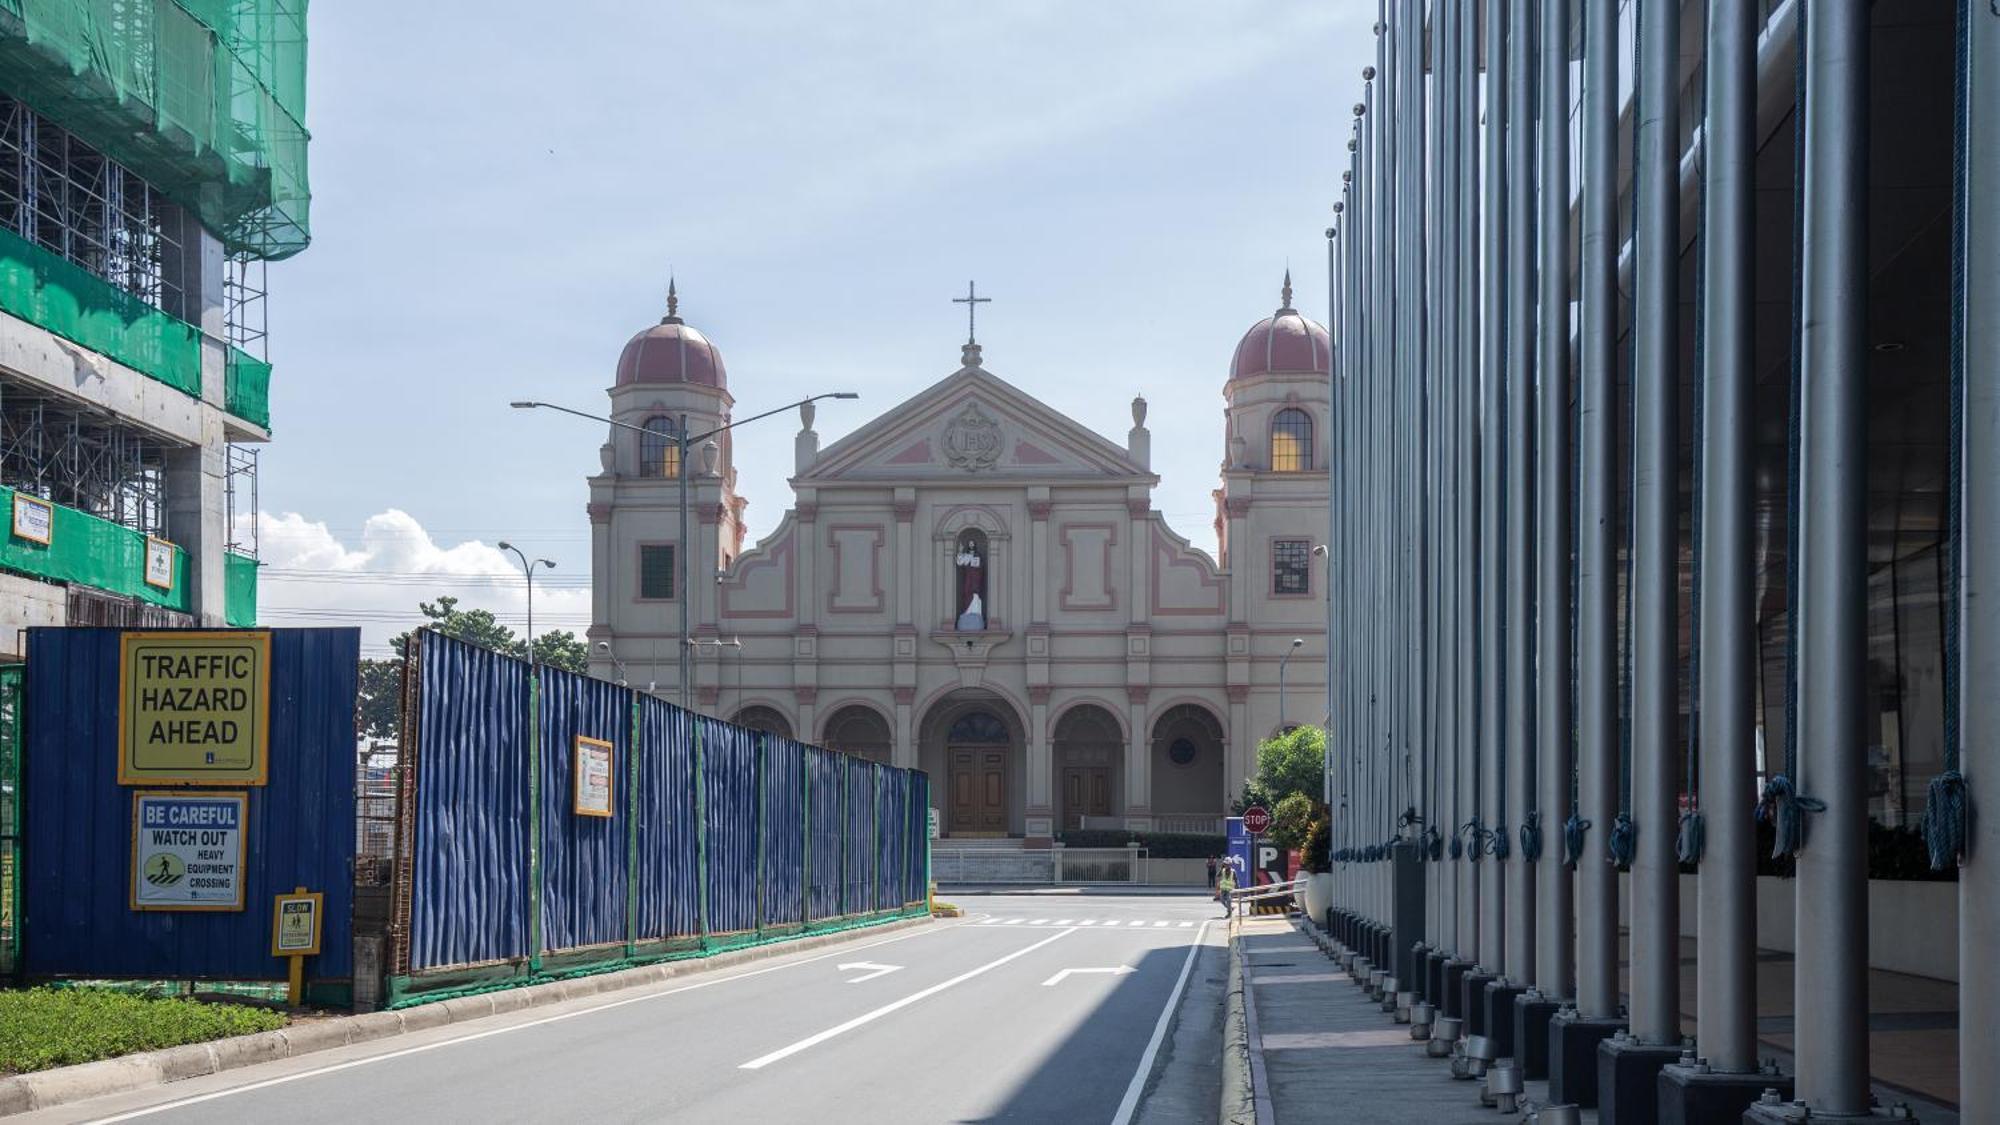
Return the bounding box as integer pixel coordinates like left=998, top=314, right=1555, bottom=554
left=933, top=884, right=1206, bottom=895
left=1234, top=916, right=1961, bottom=1125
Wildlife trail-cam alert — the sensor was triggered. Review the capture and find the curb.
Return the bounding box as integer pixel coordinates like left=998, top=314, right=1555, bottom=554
left=0, top=915, right=934, bottom=1118
left=1220, top=921, right=1255, bottom=1125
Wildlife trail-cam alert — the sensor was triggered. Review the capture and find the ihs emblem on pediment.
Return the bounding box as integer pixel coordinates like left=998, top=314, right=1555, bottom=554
left=943, top=402, right=1003, bottom=472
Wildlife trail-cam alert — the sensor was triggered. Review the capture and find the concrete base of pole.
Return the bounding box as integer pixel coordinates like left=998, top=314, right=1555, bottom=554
left=1511, top=991, right=1562, bottom=1079
left=1548, top=1010, right=1625, bottom=1107
left=1596, top=1034, right=1684, bottom=1125
left=1658, top=1061, right=1792, bottom=1125
left=1441, top=959, right=1472, bottom=1019
left=1424, top=949, right=1448, bottom=1006
left=1482, top=979, right=1527, bottom=1059
left=1741, top=1097, right=1921, bottom=1122
left=1461, top=970, right=1497, bottom=1035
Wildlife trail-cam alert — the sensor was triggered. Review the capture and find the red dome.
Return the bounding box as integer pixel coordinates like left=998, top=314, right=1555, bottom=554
left=615, top=282, right=727, bottom=388
left=1231, top=273, right=1330, bottom=380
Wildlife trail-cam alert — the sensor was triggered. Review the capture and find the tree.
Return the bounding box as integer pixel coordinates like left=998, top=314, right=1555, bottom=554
left=529, top=630, right=589, bottom=675
left=356, top=658, right=401, bottom=741
left=1240, top=725, right=1327, bottom=812
left=1268, top=791, right=1320, bottom=851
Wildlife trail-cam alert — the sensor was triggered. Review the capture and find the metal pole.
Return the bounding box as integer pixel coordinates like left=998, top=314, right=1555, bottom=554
left=1503, top=0, right=1537, bottom=983
left=1959, top=3, right=2000, bottom=1118
left=1574, top=0, right=1620, bottom=1022
left=1576, top=0, right=1624, bottom=1024
left=1533, top=0, right=1572, bottom=1000
left=1437, top=0, right=1461, bottom=958
left=1457, top=0, right=1482, bottom=964
left=1629, top=0, right=1682, bottom=1047
left=1793, top=0, right=1869, bottom=1111
left=1478, top=0, right=1508, bottom=976
left=679, top=425, right=692, bottom=712
left=1695, top=0, right=1757, bottom=1075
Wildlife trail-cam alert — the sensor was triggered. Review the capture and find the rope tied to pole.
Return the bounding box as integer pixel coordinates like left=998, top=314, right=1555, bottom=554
left=1676, top=801, right=1706, bottom=865
left=1490, top=823, right=1511, bottom=861
left=1562, top=814, right=1590, bottom=868
left=1459, top=818, right=1483, bottom=861
left=1606, top=811, right=1636, bottom=869
left=1757, top=774, right=1826, bottom=858
left=1422, top=825, right=1444, bottom=861
left=1921, top=770, right=1969, bottom=869
left=1519, top=811, right=1543, bottom=863
left=1449, top=833, right=1465, bottom=860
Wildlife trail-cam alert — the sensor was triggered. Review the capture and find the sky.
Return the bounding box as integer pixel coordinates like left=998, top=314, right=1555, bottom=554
left=254, top=1, right=1377, bottom=657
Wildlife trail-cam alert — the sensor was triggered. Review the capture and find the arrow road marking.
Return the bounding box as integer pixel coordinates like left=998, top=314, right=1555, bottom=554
left=837, top=962, right=902, bottom=983
left=1041, top=966, right=1137, bottom=987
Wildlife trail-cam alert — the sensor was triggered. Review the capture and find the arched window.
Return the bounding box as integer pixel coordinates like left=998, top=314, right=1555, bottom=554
left=732, top=705, right=793, bottom=740
left=1270, top=408, right=1314, bottom=472
left=639, top=415, right=681, bottom=478
left=823, top=705, right=892, bottom=763
left=946, top=710, right=1010, bottom=744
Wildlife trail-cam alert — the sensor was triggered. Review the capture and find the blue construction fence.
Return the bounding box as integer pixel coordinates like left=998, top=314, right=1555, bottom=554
left=15, top=628, right=360, bottom=997
left=388, top=630, right=931, bottom=1005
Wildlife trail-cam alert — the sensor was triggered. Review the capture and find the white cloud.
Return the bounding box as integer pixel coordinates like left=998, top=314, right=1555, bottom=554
left=243, top=508, right=592, bottom=659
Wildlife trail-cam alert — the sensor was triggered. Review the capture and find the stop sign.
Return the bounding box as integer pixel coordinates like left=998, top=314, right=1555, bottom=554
left=1242, top=805, right=1272, bottom=835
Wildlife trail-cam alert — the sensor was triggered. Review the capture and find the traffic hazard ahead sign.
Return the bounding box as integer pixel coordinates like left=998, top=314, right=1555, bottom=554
left=1242, top=805, right=1272, bottom=835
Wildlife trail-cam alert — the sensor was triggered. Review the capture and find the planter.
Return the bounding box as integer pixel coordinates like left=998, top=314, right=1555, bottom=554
left=1301, top=871, right=1335, bottom=926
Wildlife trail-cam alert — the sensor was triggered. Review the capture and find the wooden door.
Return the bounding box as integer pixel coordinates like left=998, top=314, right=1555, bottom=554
left=1061, top=767, right=1111, bottom=830
left=949, top=747, right=1008, bottom=835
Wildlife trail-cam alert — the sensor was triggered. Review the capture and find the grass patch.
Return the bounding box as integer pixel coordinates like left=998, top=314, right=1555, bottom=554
left=931, top=900, right=962, bottom=917
left=0, top=988, right=286, bottom=1074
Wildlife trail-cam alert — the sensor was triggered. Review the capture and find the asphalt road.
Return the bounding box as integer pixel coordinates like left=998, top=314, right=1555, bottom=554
left=25, top=893, right=1226, bottom=1125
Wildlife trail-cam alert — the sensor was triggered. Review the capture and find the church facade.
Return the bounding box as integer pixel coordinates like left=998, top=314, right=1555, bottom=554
left=585, top=279, right=1330, bottom=842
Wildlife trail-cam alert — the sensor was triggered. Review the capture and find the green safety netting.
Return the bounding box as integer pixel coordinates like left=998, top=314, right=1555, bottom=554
left=226, top=345, right=270, bottom=428
left=0, top=484, right=191, bottom=612
left=0, top=0, right=311, bottom=259
left=224, top=548, right=256, bottom=625
left=0, top=225, right=204, bottom=396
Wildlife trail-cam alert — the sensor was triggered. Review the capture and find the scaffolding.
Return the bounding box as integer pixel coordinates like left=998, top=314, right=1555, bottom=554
left=0, top=92, right=177, bottom=315
left=225, top=441, right=257, bottom=557
left=0, top=377, right=167, bottom=539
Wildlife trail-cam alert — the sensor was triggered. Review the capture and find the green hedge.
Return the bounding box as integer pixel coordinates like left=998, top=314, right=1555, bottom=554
left=1055, top=830, right=1226, bottom=859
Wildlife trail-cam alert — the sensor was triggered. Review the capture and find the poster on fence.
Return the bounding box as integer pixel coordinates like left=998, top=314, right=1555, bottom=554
left=131, top=791, right=246, bottom=911
left=573, top=736, right=614, bottom=818
left=118, top=631, right=271, bottom=786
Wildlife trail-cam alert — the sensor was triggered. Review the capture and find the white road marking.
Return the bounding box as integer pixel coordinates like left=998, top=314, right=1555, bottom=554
left=1078, top=919, right=1098, bottom=926
left=1178, top=921, right=1194, bottom=928
left=1052, top=919, right=1074, bottom=926
left=978, top=917, right=997, bottom=925
left=1128, top=920, right=1147, bottom=927
left=1030, top=919, right=1049, bottom=925
left=1003, top=918, right=1024, bottom=925
left=1109, top=919, right=1213, bottom=1125
left=836, top=962, right=903, bottom=983
left=1041, top=966, right=1136, bottom=987
left=81, top=921, right=963, bottom=1122
left=740, top=927, right=1079, bottom=1070
left=1152, top=921, right=1170, bottom=927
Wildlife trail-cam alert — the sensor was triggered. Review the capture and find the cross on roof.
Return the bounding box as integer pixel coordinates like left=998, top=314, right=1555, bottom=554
left=952, top=280, right=991, bottom=344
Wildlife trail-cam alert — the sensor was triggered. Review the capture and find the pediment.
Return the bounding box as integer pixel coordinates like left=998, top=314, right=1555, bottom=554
left=800, top=367, right=1153, bottom=483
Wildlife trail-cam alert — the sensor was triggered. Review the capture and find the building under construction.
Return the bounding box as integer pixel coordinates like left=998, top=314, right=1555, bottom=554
left=0, top=1, right=309, bottom=653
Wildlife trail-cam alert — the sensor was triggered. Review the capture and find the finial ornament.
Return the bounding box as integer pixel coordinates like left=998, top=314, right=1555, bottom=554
left=1281, top=269, right=1294, bottom=311
left=664, top=276, right=681, bottom=324
left=953, top=281, right=991, bottom=344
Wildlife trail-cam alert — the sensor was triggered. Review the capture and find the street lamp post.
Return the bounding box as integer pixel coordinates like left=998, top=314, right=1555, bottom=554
left=1279, top=636, right=1305, bottom=732
left=496, top=541, right=554, bottom=662
left=513, top=392, right=858, bottom=710
left=593, top=641, right=629, bottom=687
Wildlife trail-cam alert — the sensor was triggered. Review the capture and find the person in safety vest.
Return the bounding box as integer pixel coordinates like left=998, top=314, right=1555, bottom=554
left=1216, top=862, right=1237, bottom=918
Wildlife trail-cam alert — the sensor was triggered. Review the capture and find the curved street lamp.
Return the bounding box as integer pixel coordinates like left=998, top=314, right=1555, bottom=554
left=496, top=541, right=555, bottom=663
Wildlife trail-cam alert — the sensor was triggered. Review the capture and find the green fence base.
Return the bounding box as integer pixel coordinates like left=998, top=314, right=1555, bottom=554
left=384, top=908, right=927, bottom=1011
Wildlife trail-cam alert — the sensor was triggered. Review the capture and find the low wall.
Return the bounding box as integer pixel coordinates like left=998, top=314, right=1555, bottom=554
left=1616, top=872, right=1958, bottom=983
left=1145, top=857, right=1210, bottom=886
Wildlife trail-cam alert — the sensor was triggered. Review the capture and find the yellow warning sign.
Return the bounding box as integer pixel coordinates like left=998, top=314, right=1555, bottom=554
left=271, top=890, right=322, bottom=956
left=118, top=632, right=271, bottom=786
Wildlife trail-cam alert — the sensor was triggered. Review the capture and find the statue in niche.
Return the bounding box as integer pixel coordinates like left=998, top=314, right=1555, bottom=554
left=955, top=533, right=987, bottom=630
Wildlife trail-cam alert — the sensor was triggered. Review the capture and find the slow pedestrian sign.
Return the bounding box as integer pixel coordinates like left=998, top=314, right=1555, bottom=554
left=1242, top=805, right=1272, bottom=835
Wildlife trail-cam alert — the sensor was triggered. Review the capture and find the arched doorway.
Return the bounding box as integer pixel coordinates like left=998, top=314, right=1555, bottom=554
left=731, top=705, right=792, bottom=740
left=919, top=692, right=1022, bottom=837
left=821, top=704, right=892, bottom=764
left=1151, top=703, right=1226, bottom=822
left=1053, top=704, right=1124, bottom=831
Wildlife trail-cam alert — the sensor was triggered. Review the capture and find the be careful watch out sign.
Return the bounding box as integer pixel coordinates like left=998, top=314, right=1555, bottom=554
left=119, top=631, right=271, bottom=786
left=132, top=792, right=247, bottom=910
